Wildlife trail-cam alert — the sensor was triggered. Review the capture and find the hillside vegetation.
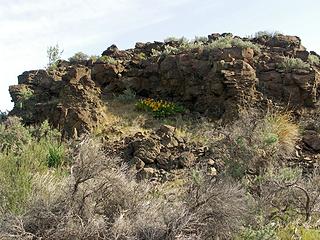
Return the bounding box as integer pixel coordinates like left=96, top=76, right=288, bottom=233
left=1, top=32, right=320, bottom=239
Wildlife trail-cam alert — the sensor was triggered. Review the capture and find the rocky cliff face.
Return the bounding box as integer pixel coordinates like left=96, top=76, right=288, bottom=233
left=9, top=33, right=320, bottom=136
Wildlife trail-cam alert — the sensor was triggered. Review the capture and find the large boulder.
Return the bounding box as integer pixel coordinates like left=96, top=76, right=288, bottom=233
left=9, top=66, right=107, bottom=138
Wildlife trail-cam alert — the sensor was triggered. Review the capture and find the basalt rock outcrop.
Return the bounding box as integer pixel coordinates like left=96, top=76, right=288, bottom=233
left=9, top=66, right=107, bottom=137
left=9, top=33, right=320, bottom=136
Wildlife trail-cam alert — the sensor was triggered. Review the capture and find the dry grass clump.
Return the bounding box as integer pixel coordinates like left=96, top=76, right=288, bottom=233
left=261, top=112, right=299, bottom=157
left=97, top=99, right=151, bottom=141
left=175, top=117, right=223, bottom=146
left=0, top=137, right=251, bottom=240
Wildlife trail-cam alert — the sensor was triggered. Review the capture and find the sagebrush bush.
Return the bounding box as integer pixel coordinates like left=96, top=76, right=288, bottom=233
left=237, top=224, right=278, bottom=240
left=308, top=54, right=320, bottom=65
left=277, top=57, right=310, bottom=71
left=223, top=111, right=299, bottom=178
left=68, top=51, right=89, bottom=62
left=0, top=137, right=251, bottom=239
left=206, top=36, right=261, bottom=53
left=0, top=117, right=32, bottom=153
left=89, top=55, right=99, bottom=62
left=98, top=55, right=118, bottom=64
left=116, top=88, right=136, bottom=103
left=152, top=35, right=261, bottom=57
left=254, top=30, right=282, bottom=38
left=164, top=36, right=189, bottom=44
left=192, top=35, right=208, bottom=43
left=0, top=118, right=65, bottom=214
left=254, top=167, right=320, bottom=223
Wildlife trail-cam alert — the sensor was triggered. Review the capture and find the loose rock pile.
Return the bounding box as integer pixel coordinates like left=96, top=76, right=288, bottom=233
left=122, top=125, right=218, bottom=181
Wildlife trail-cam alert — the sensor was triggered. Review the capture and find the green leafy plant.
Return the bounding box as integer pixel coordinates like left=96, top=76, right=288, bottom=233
left=136, top=98, right=184, bottom=117
left=277, top=57, right=310, bottom=71
left=47, top=44, right=63, bottom=70
left=47, top=145, right=64, bottom=168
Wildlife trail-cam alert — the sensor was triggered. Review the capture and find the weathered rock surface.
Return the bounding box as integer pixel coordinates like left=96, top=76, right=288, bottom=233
left=303, top=130, right=320, bottom=152
left=10, top=64, right=107, bottom=137
left=122, top=124, right=217, bottom=181
left=9, top=33, right=320, bottom=135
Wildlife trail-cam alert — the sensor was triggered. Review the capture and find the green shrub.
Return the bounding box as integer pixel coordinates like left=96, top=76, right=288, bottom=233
left=232, top=38, right=261, bottom=53
left=151, top=46, right=181, bottom=57
left=224, top=111, right=299, bottom=179
left=254, top=30, right=282, bottom=38
left=68, top=51, right=89, bottom=62
left=98, top=55, right=118, bottom=64
left=151, top=48, right=162, bottom=57
left=277, top=57, right=310, bottom=71
left=164, top=36, right=189, bottom=44
left=89, top=55, right=99, bottom=62
left=192, top=35, right=208, bottom=43
left=278, top=225, right=320, bottom=239
left=153, top=36, right=260, bottom=56
left=47, top=44, right=63, bottom=70
left=0, top=117, right=32, bottom=152
left=237, top=225, right=278, bottom=240
left=308, top=54, right=320, bottom=65
left=0, top=118, right=66, bottom=213
left=206, top=36, right=233, bottom=49
left=136, top=52, right=147, bottom=60
left=136, top=98, right=184, bottom=117
left=206, top=36, right=261, bottom=53
left=32, top=120, right=61, bottom=141
left=116, top=88, right=136, bottom=103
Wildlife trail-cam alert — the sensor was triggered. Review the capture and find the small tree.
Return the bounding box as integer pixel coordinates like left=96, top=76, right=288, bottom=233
left=47, top=44, right=63, bottom=69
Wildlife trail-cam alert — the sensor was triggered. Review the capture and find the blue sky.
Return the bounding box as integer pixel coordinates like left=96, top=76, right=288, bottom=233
left=1, top=0, right=319, bottom=111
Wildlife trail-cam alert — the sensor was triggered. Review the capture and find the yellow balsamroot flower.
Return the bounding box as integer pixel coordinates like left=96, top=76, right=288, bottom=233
left=136, top=97, right=184, bottom=117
